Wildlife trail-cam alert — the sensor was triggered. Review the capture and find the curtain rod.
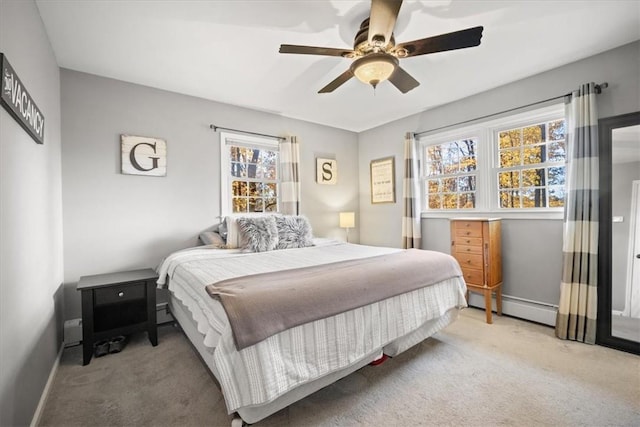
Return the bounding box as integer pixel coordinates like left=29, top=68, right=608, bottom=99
left=209, top=124, right=286, bottom=141
left=413, top=82, right=608, bottom=138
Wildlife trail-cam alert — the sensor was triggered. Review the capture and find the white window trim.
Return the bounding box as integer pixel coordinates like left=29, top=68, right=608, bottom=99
left=418, top=103, right=565, bottom=220
left=420, top=131, right=485, bottom=211
left=219, top=132, right=280, bottom=216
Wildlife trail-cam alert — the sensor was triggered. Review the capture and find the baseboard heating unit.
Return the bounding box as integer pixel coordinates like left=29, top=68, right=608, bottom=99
left=468, top=293, right=557, bottom=326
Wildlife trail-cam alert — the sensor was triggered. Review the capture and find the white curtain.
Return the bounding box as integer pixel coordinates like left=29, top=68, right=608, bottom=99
left=555, top=83, right=599, bottom=344
left=279, top=136, right=301, bottom=215
left=402, top=132, right=422, bottom=249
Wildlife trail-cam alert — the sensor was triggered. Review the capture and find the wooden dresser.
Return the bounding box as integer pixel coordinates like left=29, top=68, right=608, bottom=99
left=450, top=218, right=502, bottom=323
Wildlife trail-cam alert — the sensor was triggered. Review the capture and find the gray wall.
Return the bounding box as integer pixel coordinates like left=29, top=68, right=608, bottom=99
left=60, top=70, right=359, bottom=320
left=612, top=161, right=640, bottom=311
left=358, top=41, right=640, bottom=308
left=422, top=218, right=563, bottom=305
left=0, top=1, right=64, bottom=425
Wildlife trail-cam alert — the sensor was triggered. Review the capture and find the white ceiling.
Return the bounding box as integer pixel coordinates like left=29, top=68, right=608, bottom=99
left=36, top=0, right=640, bottom=133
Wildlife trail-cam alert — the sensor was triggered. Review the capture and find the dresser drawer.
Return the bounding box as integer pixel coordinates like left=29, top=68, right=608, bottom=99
left=454, top=253, right=483, bottom=269
left=455, top=236, right=483, bottom=246
left=461, top=268, right=484, bottom=285
left=455, top=244, right=483, bottom=254
left=453, top=221, right=483, bottom=237
left=94, top=282, right=145, bottom=305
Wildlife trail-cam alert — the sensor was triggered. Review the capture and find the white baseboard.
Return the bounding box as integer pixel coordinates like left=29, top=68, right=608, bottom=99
left=468, top=293, right=557, bottom=326
left=30, top=344, right=63, bottom=427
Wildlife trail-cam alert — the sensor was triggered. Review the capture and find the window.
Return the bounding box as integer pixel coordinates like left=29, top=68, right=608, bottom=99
left=418, top=104, right=566, bottom=215
left=425, top=138, right=478, bottom=209
left=496, top=119, right=566, bottom=208
left=220, top=133, right=279, bottom=214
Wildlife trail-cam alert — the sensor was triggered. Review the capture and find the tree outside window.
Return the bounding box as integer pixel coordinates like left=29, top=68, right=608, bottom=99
left=497, top=119, right=565, bottom=208
left=228, top=145, right=278, bottom=213
left=424, top=138, right=478, bottom=210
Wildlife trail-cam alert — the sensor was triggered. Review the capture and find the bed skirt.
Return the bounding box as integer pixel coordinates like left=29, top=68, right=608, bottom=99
left=168, top=294, right=461, bottom=424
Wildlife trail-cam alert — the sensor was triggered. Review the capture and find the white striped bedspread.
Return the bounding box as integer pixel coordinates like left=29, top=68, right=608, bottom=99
left=156, top=239, right=467, bottom=413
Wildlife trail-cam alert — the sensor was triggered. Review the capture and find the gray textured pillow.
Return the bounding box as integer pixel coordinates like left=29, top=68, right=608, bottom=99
left=218, top=220, right=228, bottom=241
left=275, top=215, right=314, bottom=249
left=236, top=216, right=279, bottom=252
left=198, top=231, right=226, bottom=248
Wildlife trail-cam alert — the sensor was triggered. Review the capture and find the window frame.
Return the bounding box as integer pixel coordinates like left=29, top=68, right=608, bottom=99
left=418, top=104, right=565, bottom=219
left=492, top=117, right=567, bottom=210
left=219, top=132, right=280, bottom=216
left=420, top=132, right=484, bottom=212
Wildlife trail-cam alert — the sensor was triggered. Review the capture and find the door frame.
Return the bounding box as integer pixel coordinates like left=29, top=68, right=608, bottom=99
left=597, top=112, right=640, bottom=355
left=626, top=180, right=640, bottom=317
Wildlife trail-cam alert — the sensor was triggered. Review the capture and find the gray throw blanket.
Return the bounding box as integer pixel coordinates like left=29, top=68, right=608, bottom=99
left=206, top=249, right=463, bottom=350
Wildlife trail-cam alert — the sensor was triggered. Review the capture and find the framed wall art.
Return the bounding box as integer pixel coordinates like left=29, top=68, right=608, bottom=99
left=370, top=156, right=395, bottom=204
left=121, top=135, right=167, bottom=177
left=1, top=53, right=45, bottom=144
left=316, top=157, right=337, bottom=185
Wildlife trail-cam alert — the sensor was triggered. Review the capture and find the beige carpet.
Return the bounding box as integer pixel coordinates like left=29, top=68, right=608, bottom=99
left=38, top=309, right=640, bottom=426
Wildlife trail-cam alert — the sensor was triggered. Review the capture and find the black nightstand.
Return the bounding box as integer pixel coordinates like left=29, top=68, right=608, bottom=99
left=77, top=268, right=158, bottom=365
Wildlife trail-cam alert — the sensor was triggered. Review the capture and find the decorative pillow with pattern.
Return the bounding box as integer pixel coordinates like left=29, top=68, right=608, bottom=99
left=275, top=215, right=314, bottom=249
left=236, top=215, right=279, bottom=252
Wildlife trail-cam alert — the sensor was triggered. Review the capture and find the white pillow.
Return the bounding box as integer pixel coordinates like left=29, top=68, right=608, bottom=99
left=224, top=216, right=242, bottom=248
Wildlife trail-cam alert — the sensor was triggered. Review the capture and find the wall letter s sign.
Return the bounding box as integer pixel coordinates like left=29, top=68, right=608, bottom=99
left=316, top=158, right=337, bottom=185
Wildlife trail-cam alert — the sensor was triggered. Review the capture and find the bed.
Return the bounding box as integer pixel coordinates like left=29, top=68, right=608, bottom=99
left=156, top=215, right=467, bottom=426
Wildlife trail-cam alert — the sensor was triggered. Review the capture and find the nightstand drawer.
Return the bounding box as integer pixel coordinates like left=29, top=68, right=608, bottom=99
left=94, top=282, right=145, bottom=305
left=453, top=221, right=483, bottom=237
left=454, top=253, right=483, bottom=269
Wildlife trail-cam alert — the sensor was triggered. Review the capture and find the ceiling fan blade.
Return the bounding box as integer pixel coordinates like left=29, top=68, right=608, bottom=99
left=388, top=66, right=419, bottom=93
left=368, top=0, right=403, bottom=47
left=318, top=69, right=354, bottom=93
left=396, top=26, right=484, bottom=58
left=279, top=44, right=354, bottom=57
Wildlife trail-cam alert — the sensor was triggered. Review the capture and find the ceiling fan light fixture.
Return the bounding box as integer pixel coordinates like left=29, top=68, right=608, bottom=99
left=351, top=53, right=398, bottom=88
left=280, top=1, right=484, bottom=94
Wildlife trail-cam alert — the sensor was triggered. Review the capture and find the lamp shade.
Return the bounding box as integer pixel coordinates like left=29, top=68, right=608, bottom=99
left=339, top=212, right=355, bottom=229
left=351, top=53, right=398, bottom=88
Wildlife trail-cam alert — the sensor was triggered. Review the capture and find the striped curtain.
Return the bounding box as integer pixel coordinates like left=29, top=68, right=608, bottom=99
left=279, top=136, right=301, bottom=215
left=402, top=132, right=422, bottom=249
left=555, top=83, right=599, bottom=344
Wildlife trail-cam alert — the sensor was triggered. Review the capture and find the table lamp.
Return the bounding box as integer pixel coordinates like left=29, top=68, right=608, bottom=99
left=339, top=212, right=355, bottom=243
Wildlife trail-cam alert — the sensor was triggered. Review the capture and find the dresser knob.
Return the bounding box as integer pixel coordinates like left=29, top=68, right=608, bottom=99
left=118, top=292, right=124, bottom=297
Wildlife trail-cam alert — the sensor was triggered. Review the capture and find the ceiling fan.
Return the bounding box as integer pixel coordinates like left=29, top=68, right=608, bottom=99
left=279, top=0, right=483, bottom=94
